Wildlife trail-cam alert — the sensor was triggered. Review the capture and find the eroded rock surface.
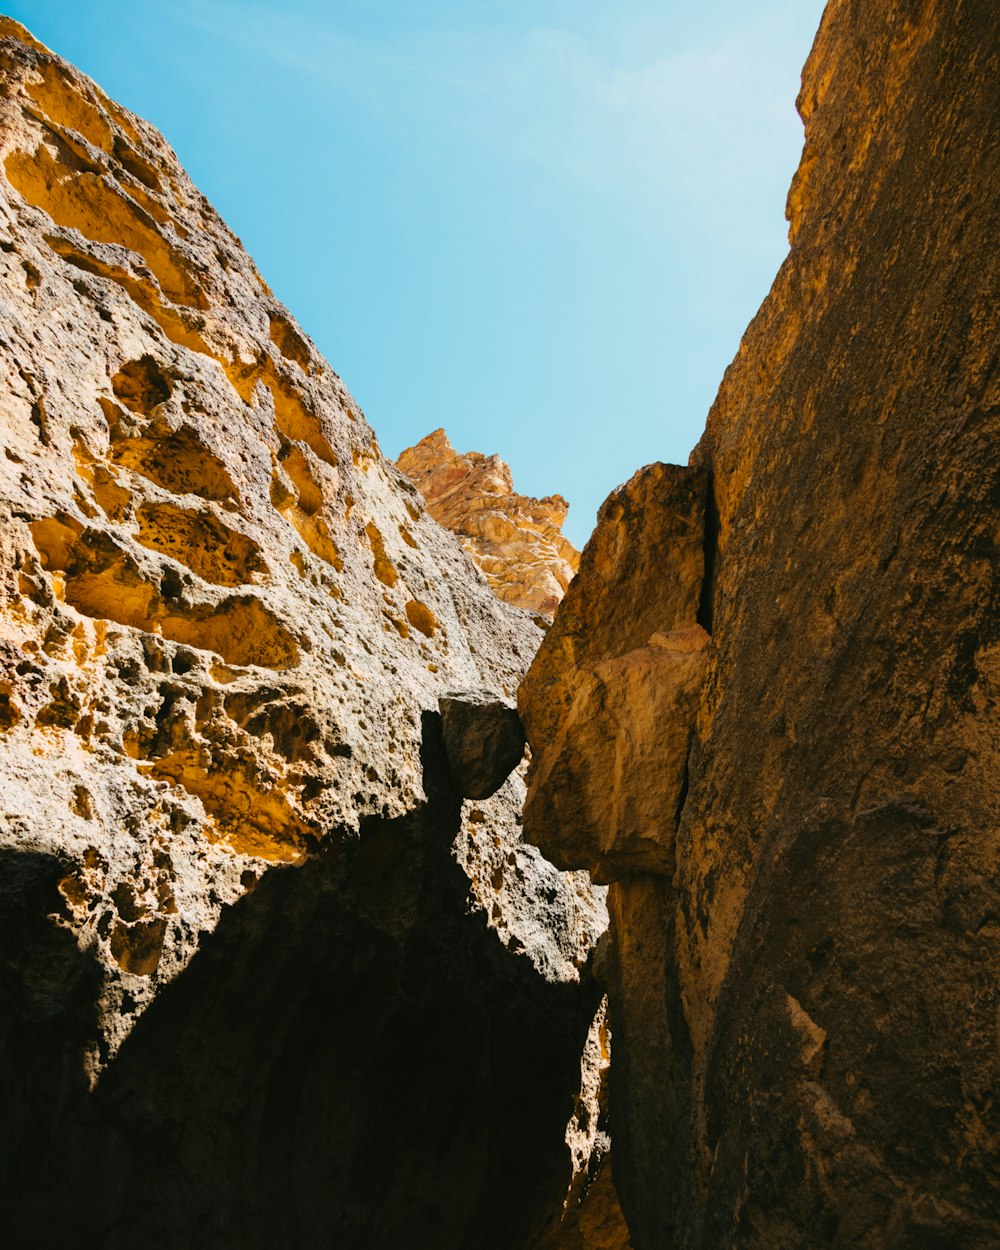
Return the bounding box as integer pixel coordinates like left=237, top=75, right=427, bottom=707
left=439, top=688, right=526, bottom=800
left=520, top=464, right=708, bottom=881
left=398, top=427, right=580, bottom=617
left=521, top=1, right=1000, bottom=1246
left=530, top=997, right=634, bottom=1250
left=0, top=18, right=610, bottom=1248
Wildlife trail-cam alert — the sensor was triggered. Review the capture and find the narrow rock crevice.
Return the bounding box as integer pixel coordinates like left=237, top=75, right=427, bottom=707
left=695, top=473, right=719, bottom=638
left=672, top=734, right=693, bottom=833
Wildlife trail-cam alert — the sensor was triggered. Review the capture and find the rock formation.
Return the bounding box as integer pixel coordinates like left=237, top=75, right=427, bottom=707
left=4, top=0, right=994, bottom=1244
left=397, top=427, right=580, bottom=617
left=521, top=1, right=999, bottom=1247
left=0, top=17, right=617, bottom=1247
left=439, top=689, right=527, bottom=800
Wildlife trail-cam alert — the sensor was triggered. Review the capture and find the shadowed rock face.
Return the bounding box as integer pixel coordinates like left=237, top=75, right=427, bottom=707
left=0, top=17, right=615, bottom=1247
left=440, top=689, right=527, bottom=799
left=2, top=720, right=603, bottom=1250
left=521, top=0, right=1000, bottom=1246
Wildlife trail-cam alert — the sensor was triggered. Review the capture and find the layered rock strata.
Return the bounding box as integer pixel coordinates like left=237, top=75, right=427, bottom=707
left=521, top=0, right=1000, bottom=1246
left=397, top=427, right=580, bottom=617
left=0, top=18, right=612, bottom=1248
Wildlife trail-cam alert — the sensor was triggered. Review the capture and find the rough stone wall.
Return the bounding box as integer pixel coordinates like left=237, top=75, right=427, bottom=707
left=0, top=18, right=610, bottom=1247
left=520, top=1, right=1000, bottom=1246
left=398, top=427, right=580, bottom=617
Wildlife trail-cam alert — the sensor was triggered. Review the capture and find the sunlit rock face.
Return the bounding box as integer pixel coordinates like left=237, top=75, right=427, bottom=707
left=0, top=18, right=613, bottom=1248
left=398, top=427, right=580, bottom=617
left=520, top=463, right=708, bottom=883
left=520, top=0, right=1000, bottom=1246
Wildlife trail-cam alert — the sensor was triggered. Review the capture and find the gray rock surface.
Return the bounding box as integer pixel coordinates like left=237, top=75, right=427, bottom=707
left=439, top=688, right=526, bottom=799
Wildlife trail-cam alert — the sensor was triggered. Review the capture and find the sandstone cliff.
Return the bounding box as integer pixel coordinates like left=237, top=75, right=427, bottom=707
left=0, top=18, right=612, bottom=1247
left=521, top=1, right=999, bottom=1247
left=398, top=427, right=580, bottom=617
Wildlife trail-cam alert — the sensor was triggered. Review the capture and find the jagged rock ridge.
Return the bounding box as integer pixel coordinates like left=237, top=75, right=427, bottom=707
left=398, top=427, right=580, bottom=617
left=520, top=0, right=999, bottom=1247
left=0, top=16, right=618, bottom=1248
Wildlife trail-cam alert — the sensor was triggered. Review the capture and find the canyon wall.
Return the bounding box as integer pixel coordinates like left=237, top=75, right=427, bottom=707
left=398, top=427, right=580, bottom=617
left=521, top=0, right=999, bottom=1246
left=3, top=2, right=996, bottom=1246
left=0, top=18, right=614, bottom=1248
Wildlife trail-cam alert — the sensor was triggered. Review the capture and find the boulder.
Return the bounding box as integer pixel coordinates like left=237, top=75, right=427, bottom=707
left=439, top=688, right=527, bottom=799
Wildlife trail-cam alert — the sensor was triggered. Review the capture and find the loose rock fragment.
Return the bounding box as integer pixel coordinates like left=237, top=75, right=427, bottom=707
left=439, top=688, right=527, bottom=799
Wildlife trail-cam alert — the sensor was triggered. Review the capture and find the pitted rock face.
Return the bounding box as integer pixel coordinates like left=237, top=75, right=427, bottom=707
left=397, top=427, right=580, bottom=617
left=0, top=18, right=612, bottom=1249
left=0, top=4, right=544, bottom=1029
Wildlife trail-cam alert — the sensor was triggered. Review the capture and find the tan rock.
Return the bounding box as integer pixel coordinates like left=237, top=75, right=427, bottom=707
left=0, top=19, right=609, bottom=1248
left=398, top=427, right=580, bottom=616
left=529, top=997, right=634, bottom=1250
left=519, top=462, right=707, bottom=878
left=520, top=0, right=1000, bottom=1245
left=439, top=687, right=526, bottom=799
left=524, top=626, right=709, bottom=882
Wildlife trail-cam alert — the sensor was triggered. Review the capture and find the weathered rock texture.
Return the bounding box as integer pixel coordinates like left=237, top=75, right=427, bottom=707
left=531, top=998, right=634, bottom=1250
left=521, top=1, right=1000, bottom=1247
left=521, top=464, right=708, bottom=883
left=439, top=688, right=526, bottom=800
left=398, top=427, right=580, bottom=617
left=0, top=17, right=613, bottom=1247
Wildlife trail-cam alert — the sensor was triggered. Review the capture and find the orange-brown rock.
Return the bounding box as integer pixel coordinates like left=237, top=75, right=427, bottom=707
left=526, top=624, right=709, bottom=883
left=520, top=1, right=1000, bottom=1247
left=398, top=427, right=580, bottom=616
left=530, top=998, right=634, bottom=1250
left=0, top=18, right=611, bottom=1249
left=520, top=463, right=708, bottom=880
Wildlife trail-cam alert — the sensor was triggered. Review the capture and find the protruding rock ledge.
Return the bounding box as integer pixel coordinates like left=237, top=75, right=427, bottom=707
left=524, top=626, right=709, bottom=883
left=439, top=688, right=526, bottom=799
left=519, top=462, right=708, bottom=879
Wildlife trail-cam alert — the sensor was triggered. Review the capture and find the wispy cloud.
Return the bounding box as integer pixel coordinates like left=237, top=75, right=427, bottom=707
left=164, top=0, right=811, bottom=250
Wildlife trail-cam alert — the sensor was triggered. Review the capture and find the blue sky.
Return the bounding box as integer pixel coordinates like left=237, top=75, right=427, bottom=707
left=7, top=0, right=825, bottom=545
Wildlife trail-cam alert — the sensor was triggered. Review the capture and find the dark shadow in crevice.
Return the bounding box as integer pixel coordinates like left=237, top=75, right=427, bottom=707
left=696, top=472, right=720, bottom=636
left=5, top=713, right=599, bottom=1250
left=0, top=848, right=104, bottom=1225
left=673, top=734, right=693, bottom=832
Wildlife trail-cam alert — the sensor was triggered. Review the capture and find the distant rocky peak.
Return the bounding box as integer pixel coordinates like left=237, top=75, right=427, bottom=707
left=397, top=427, right=579, bottom=617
